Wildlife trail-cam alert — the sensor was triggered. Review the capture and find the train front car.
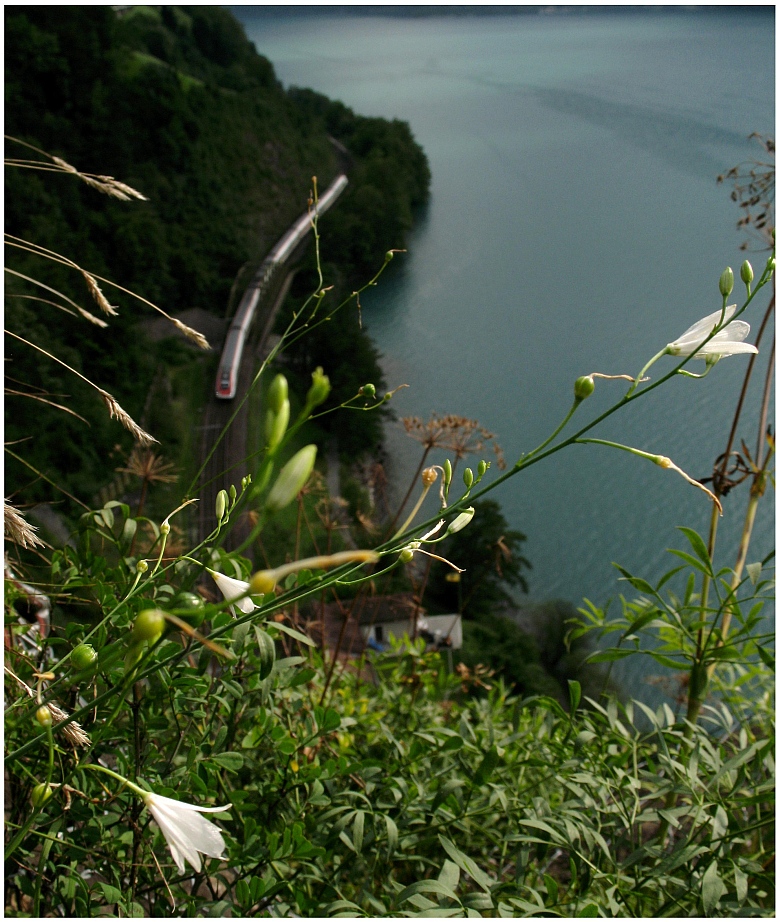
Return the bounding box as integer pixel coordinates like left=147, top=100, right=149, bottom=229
left=215, top=365, right=235, bottom=400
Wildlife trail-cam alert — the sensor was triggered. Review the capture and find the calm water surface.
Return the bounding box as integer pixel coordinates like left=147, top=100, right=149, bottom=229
left=237, top=9, right=775, bottom=694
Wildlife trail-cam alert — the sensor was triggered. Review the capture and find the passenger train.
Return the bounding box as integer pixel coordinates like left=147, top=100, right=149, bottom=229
left=215, top=174, right=349, bottom=399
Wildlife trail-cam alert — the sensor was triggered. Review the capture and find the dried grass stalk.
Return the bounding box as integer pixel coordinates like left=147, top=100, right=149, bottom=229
left=51, top=156, right=147, bottom=201
left=98, top=390, right=158, bottom=446
left=4, top=501, right=45, bottom=549
left=172, top=318, right=210, bottom=350
left=82, top=271, right=118, bottom=316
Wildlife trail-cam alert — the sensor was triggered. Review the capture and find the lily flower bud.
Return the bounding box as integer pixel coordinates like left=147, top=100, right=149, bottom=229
left=267, top=374, right=288, bottom=413
left=265, top=445, right=317, bottom=512
left=215, top=490, right=228, bottom=523
left=305, top=367, right=331, bottom=411
left=477, top=460, right=488, bottom=478
left=447, top=506, right=475, bottom=535
left=740, top=259, right=754, bottom=285
left=463, top=468, right=474, bottom=489
left=574, top=375, right=595, bottom=401
left=265, top=399, right=290, bottom=450
left=718, top=266, right=734, bottom=298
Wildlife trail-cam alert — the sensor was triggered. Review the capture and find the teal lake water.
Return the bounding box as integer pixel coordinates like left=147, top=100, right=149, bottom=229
left=237, top=8, right=775, bottom=695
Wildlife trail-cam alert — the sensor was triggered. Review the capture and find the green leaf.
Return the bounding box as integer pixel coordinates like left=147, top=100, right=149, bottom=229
left=746, top=561, right=762, bottom=585
left=567, top=679, right=581, bottom=714
left=438, top=835, right=493, bottom=893
left=667, top=548, right=713, bottom=576
left=578, top=903, right=599, bottom=917
left=385, top=815, right=398, bottom=859
left=678, top=527, right=714, bottom=573
left=543, top=873, right=558, bottom=906
left=289, top=667, right=317, bottom=687
left=398, top=880, right=460, bottom=905
left=701, top=861, right=726, bottom=915
left=756, top=644, right=775, bottom=672
left=98, top=882, right=122, bottom=904
left=438, top=859, right=460, bottom=892
left=353, top=810, right=365, bottom=854
left=270, top=621, right=315, bottom=646
left=211, top=752, right=244, bottom=772
left=472, top=746, right=499, bottom=788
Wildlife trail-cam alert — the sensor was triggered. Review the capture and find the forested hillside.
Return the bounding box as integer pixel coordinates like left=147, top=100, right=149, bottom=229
left=5, top=5, right=430, bottom=508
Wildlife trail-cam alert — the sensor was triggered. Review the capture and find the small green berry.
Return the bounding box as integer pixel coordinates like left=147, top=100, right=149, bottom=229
left=71, top=643, right=98, bottom=672
left=399, top=548, right=415, bottom=563
left=35, top=705, right=52, bottom=728
left=361, top=383, right=376, bottom=399
left=132, top=609, right=165, bottom=644
left=31, top=783, right=54, bottom=807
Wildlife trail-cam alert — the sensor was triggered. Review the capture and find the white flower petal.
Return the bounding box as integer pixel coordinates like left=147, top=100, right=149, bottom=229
left=667, top=306, right=757, bottom=359
left=210, top=571, right=256, bottom=614
left=144, top=793, right=230, bottom=875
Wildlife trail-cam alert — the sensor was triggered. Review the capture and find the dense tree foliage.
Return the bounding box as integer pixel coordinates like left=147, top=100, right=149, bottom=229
left=4, top=6, right=430, bottom=509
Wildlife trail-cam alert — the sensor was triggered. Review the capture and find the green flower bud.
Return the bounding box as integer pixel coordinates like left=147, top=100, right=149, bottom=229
left=31, top=783, right=54, bottom=807
left=306, top=367, right=331, bottom=410
left=443, top=458, right=452, bottom=487
left=35, top=705, right=52, bottom=728
left=447, top=507, right=475, bottom=535
left=265, top=445, right=317, bottom=513
left=740, top=259, right=754, bottom=285
left=136, top=559, right=148, bottom=574
left=463, top=468, right=474, bottom=489
left=477, top=460, right=488, bottom=478
left=574, top=375, right=595, bottom=401
left=160, top=522, right=170, bottom=536
left=767, top=255, right=776, bottom=272
left=361, top=383, right=376, bottom=399
left=215, top=489, right=228, bottom=523
left=265, top=399, right=290, bottom=450
left=718, top=266, right=734, bottom=297
left=71, top=643, right=98, bottom=672
left=229, top=484, right=237, bottom=504
left=267, top=374, right=289, bottom=413
left=132, top=608, right=165, bottom=645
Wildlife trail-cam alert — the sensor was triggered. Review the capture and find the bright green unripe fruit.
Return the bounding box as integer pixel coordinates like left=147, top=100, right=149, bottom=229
left=574, top=375, right=595, bottom=401
left=132, top=608, right=165, bottom=645
left=399, top=548, right=415, bottom=563
left=740, top=259, right=754, bottom=285
left=718, top=266, right=734, bottom=297
left=267, top=374, right=289, bottom=414
left=173, top=592, right=206, bottom=630
left=35, top=705, right=52, bottom=727
left=31, top=783, right=54, bottom=807
left=71, top=643, right=98, bottom=672
left=361, top=383, right=376, bottom=399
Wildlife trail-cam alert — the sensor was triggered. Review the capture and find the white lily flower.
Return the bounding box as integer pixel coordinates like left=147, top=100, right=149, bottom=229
left=666, top=305, right=758, bottom=359
left=208, top=569, right=256, bottom=614
left=143, top=792, right=231, bottom=875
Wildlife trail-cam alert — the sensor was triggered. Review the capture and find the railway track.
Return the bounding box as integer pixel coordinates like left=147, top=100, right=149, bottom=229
left=195, top=176, right=348, bottom=550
